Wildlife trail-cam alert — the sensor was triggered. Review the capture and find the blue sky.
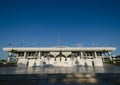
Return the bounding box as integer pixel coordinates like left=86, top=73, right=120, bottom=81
left=0, top=0, right=120, bottom=59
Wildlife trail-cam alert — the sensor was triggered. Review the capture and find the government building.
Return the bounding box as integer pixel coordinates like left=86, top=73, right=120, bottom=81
left=3, top=47, right=116, bottom=67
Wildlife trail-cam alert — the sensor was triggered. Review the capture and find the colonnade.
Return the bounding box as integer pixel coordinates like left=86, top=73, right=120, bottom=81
left=7, top=51, right=113, bottom=61
left=2, top=47, right=115, bottom=67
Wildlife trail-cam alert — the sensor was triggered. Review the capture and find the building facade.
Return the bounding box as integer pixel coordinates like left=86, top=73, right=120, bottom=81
left=3, top=47, right=116, bottom=67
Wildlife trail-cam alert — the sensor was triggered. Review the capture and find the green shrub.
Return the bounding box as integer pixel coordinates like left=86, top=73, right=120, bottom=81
left=0, top=59, right=7, bottom=62
left=109, top=60, right=114, bottom=64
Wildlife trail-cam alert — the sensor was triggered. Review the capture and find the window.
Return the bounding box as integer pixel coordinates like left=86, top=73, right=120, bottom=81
left=27, top=52, right=36, bottom=56
left=18, top=52, right=24, bottom=56
left=41, top=51, right=49, bottom=56
left=97, top=52, right=102, bottom=56
left=72, top=51, right=80, bottom=56
left=84, top=52, right=93, bottom=56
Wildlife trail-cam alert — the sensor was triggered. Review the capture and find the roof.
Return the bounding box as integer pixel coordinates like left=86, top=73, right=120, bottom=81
left=2, top=47, right=116, bottom=52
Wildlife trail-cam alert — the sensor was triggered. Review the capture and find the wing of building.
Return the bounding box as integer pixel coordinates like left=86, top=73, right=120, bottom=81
left=3, top=47, right=116, bottom=67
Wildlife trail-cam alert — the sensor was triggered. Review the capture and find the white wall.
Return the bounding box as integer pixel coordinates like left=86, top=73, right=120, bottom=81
left=77, top=59, right=85, bottom=66
left=85, top=59, right=93, bottom=66
left=17, top=58, right=104, bottom=67
left=17, top=59, right=28, bottom=67
left=28, top=59, right=36, bottom=67
left=93, top=59, right=103, bottom=66
left=36, top=59, right=41, bottom=66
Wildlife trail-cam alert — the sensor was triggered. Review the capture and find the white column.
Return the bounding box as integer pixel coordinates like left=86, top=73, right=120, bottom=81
left=94, top=52, right=97, bottom=59
left=16, top=54, right=18, bottom=62
left=101, top=53, right=104, bottom=62
left=80, top=51, right=83, bottom=59
left=44, top=55, right=45, bottom=62
left=24, top=52, right=26, bottom=59
left=65, top=56, right=67, bottom=61
left=38, top=52, right=41, bottom=59
left=108, top=52, right=112, bottom=60
left=47, top=53, right=50, bottom=61
left=7, top=52, right=12, bottom=63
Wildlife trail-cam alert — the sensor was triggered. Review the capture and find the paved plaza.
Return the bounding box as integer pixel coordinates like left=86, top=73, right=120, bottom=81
left=0, top=64, right=120, bottom=85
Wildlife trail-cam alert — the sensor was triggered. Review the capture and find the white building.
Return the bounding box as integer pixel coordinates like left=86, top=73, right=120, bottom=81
left=3, top=47, right=116, bottom=67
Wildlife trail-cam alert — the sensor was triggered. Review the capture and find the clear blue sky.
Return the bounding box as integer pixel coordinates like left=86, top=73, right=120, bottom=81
left=0, top=0, right=120, bottom=59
